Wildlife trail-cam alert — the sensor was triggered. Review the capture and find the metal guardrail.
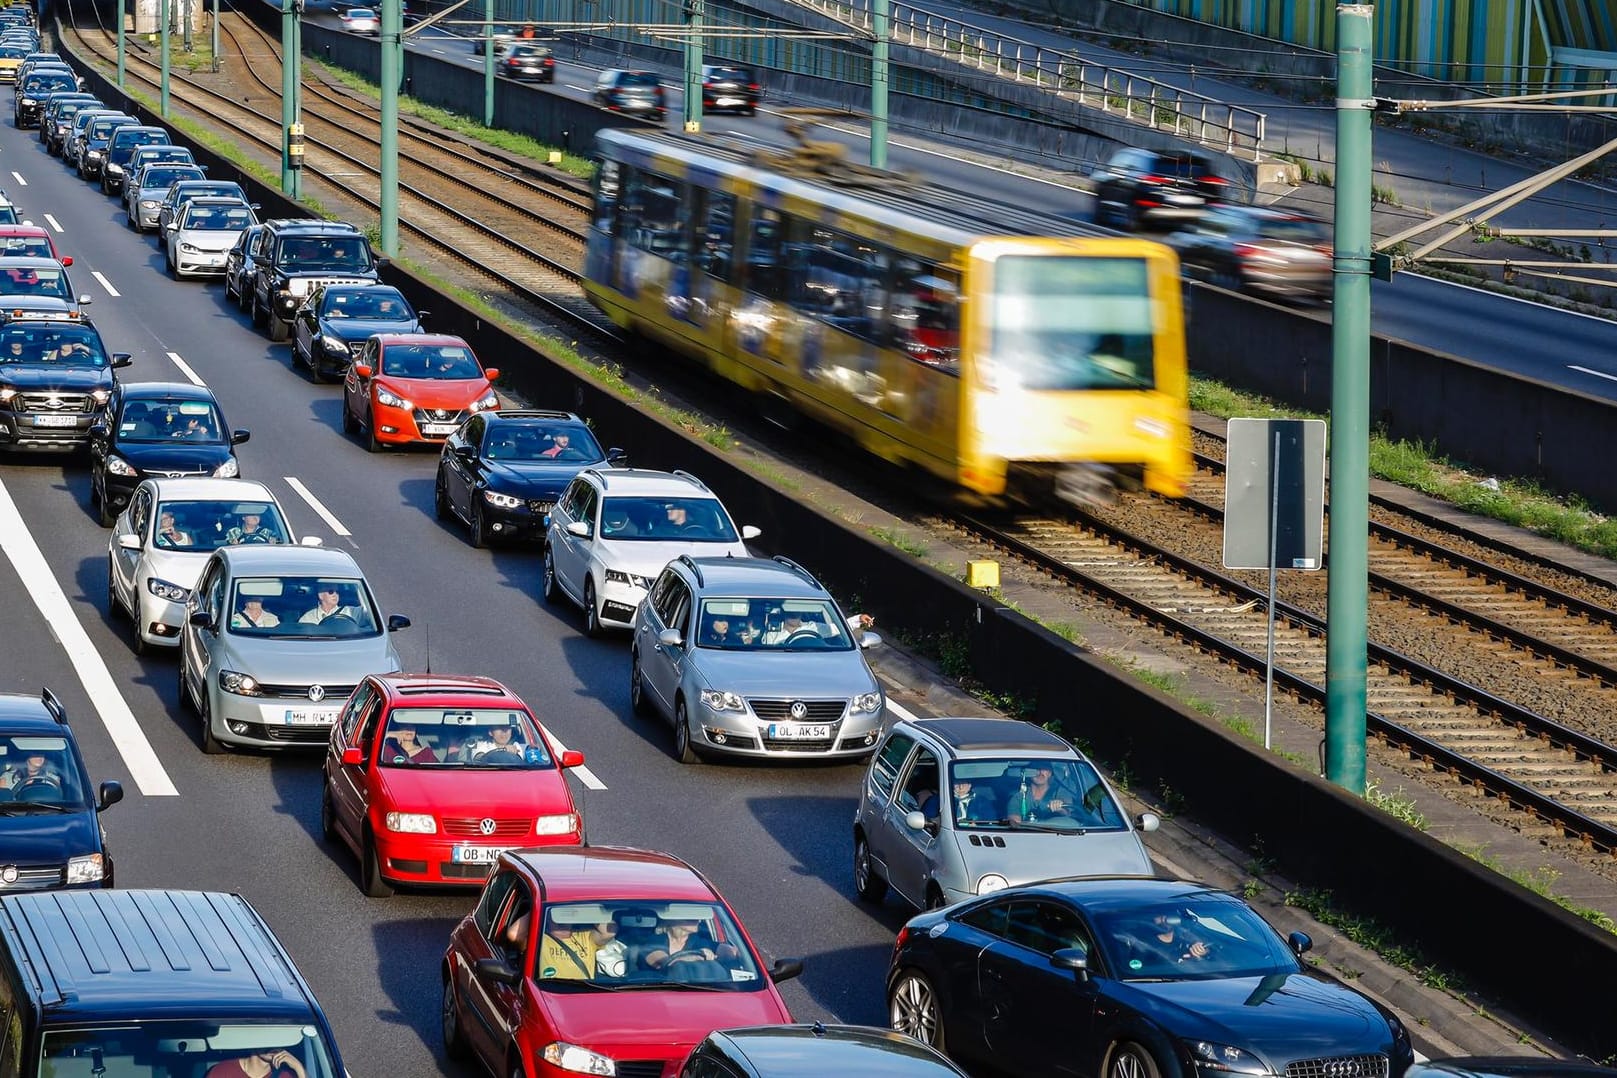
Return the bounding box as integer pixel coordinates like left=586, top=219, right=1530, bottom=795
left=789, top=0, right=1267, bottom=159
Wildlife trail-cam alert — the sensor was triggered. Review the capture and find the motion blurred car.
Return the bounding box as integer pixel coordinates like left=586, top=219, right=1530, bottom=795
left=631, top=556, right=884, bottom=764
left=291, top=283, right=424, bottom=381
left=88, top=381, right=250, bottom=526
left=1166, top=205, right=1332, bottom=302
left=682, top=1025, right=970, bottom=1078
left=886, top=877, right=1415, bottom=1078
left=341, top=334, right=500, bottom=451
left=0, top=317, right=128, bottom=452
left=470, top=24, right=518, bottom=55
left=0, top=224, right=65, bottom=262
left=337, top=7, right=378, bottom=33
left=164, top=197, right=258, bottom=279
left=321, top=673, right=587, bottom=896
left=75, top=111, right=138, bottom=181
left=177, top=545, right=411, bottom=753
left=593, top=69, right=666, bottom=121
left=441, top=847, right=802, bottom=1077
left=108, top=478, right=302, bottom=653
left=1089, top=147, right=1229, bottom=231
left=500, top=43, right=554, bottom=82
left=854, top=717, right=1158, bottom=912
left=435, top=409, right=623, bottom=547
left=126, top=162, right=206, bottom=231
left=701, top=64, right=762, bottom=115
left=0, top=44, right=24, bottom=84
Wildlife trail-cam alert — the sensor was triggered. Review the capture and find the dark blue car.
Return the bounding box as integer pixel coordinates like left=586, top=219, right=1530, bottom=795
left=291, top=282, right=424, bottom=381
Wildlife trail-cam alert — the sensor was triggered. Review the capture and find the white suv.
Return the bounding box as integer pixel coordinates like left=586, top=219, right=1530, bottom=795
left=542, top=469, right=759, bottom=636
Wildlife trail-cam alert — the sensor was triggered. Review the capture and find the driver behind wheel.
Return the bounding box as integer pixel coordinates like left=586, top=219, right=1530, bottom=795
left=1, top=749, right=63, bottom=799
left=226, top=510, right=279, bottom=545
left=458, top=718, right=525, bottom=763
left=639, top=911, right=737, bottom=972
left=299, top=583, right=359, bottom=625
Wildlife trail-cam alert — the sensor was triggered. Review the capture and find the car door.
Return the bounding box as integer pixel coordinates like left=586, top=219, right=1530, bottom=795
left=551, top=480, right=595, bottom=601
left=443, top=414, right=485, bottom=518
left=884, top=744, right=943, bottom=907
left=330, top=682, right=381, bottom=848
left=112, top=484, right=152, bottom=608
left=978, top=899, right=1097, bottom=1076
left=860, top=729, right=912, bottom=871
left=644, top=572, right=691, bottom=714
left=181, top=557, right=225, bottom=705
left=346, top=338, right=378, bottom=420
left=462, top=873, right=535, bottom=1062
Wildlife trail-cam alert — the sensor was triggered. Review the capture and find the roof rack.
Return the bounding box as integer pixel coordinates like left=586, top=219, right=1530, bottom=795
left=579, top=466, right=608, bottom=489
left=41, top=687, right=66, bottom=725
left=677, top=554, right=705, bottom=589
left=671, top=469, right=709, bottom=492
left=771, top=556, right=823, bottom=591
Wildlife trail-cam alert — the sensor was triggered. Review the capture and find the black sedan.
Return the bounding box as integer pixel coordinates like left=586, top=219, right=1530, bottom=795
left=500, top=43, right=555, bottom=82
left=687, top=1025, right=968, bottom=1077
left=290, top=283, right=424, bottom=381
left=88, top=382, right=249, bottom=526
left=886, top=877, right=1414, bottom=1078
left=434, top=409, right=623, bottom=547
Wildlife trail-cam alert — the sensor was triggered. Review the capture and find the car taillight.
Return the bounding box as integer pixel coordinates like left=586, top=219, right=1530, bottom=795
left=747, top=82, right=759, bottom=90
left=1201, top=175, right=1229, bottom=186
left=894, top=926, right=910, bottom=952
left=1234, top=243, right=1263, bottom=259
left=1141, top=174, right=1167, bottom=184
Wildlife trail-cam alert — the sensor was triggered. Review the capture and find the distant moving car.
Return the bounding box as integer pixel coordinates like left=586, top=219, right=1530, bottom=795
left=701, top=64, right=762, bottom=115
left=442, top=847, right=802, bottom=1077
left=291, top=283, right=424, bottom=381
left=500, top=43, right=554, bottom=82
left=435, top=409, right=623, bottom=547
left=593, top=69, right=666, bottom=120
left=320, top=673, right=587, bottom=896
left=338, top=6, right=379, bottom=33
left=886, top=876, right=1416, bottom=1078
left=469, top=25, right=518, bottom=55
left=683, top=1025, right=970, bottom=1078
left=165, top=197, right=258, bottom=279
left=1089, top=148, right=1229, bottom=231
left=341, top=334, right=500, bottom=451
left=88, top=380, right=251, bottom=526
left=854, top=717, right=1158, bottom=912
left=1166, top=205, right=1332, bottom=302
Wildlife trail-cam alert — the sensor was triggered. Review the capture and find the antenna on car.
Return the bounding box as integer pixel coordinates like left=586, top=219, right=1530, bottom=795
left=424, top=621, right=432, bottom=675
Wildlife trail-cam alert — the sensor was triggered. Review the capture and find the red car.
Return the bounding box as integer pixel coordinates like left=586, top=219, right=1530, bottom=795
left=441, top=847, right=803, bottom=1077
left=340, top=333, right=500, bottom=452
left=0, top=224, right=67, bottom=263
left=320, top=673, right=586, bottom=897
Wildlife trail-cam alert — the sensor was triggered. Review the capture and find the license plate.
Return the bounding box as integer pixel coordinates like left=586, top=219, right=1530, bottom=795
left=766, top=723, right=830, bottom=740
left=284, top=707, right=339, bottom=725
left=32, top=415, right=77, bottom=428
left=717, top=96, right=742, bottom=105
left=422, top=423, right=458, bottom=437
left=452, top=845, right=512, bottom=864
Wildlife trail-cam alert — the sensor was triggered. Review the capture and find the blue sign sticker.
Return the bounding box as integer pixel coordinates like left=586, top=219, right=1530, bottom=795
left=1129, top=959, right=1143, bottom=970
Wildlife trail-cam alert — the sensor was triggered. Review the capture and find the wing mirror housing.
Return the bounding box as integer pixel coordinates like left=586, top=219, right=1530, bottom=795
left=60, top=255, right=72, bottom=266
left=353, top=364, right=373, bottom=379
left=565, top=520, right=591, bottom=539
left=78, top=294, right=92, bottom=306
left=116, top=532, right=141, bottom=550
left=741, top=524, right=761, bottom=540
left=416, top=309, right=430, bottom=324
left=657, top=628, right=682, bottom=649
left=340, top=746, right=364, bottom=766
left=387, top=613, right=411, bottom=632
left=188, top=610, right=215, bottom=631
left=1288, top=931, right=1313, bottom=956
left=1050, top=948, right=1090, bottom=981
left=165, top=221, right=178, bottom=231
left=1136, top=811, right=1161, bottom=833
left=904, top=809, right=928, bottom=832
left=96, top=780, right=124, bottom=812
left=768, top=958, right=804, bottom=984
left=474, top=957, right=519, bottom=986
left=231, top=429, right=251, bottom=445
left=859, top=631, right=882, bottom=650
left=605, top=448, right=627, bottom=465
left=112, top=352, right=132, bottom=368
left=559, top=749, right=585, bottom=769
left=299, top=535, right=324, bottom=546
left=483, top=368, right=500, bottom=381
left=453, top=443, right=477, bottom=462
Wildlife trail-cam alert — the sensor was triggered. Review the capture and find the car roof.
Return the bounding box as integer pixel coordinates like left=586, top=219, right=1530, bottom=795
left=679, top=556, right=824, bottom=597
left=904, top=716, right=1076, bottom=755
left=1010, top=875, right=1220, bottom=909
left=140, top=477, right=279, bottom=502
left=375, top=333, right=465, bottom=347
left=0, top=688, right=69, bottom=730
left=0, top=225, right=50, bottom=237
left=214, top=544, right=363, bottom=576
left=714, top=1025, right=966, bottom=1074
left=373, top=672, right=523, bottom=705
left=582, top=467, right=712, bottom=496
left=120, top=381, right=216, bottom=401
left=509, top=846, right=719, bottom=903
left=267, top=220, right=362, bottom=234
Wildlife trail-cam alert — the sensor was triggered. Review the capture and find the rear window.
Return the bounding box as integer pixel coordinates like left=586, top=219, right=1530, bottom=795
left=619, top=72, right=659, bottom=88
left=706, top=67, right=752, bottom=81
left=1151, top=154, right=1216, bottom=179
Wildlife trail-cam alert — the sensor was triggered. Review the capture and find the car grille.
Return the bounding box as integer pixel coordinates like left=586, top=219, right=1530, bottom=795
left=258, top=724, right=332, bottom=744
left=0, top=864, right=65, bottom=890
left=749, top=699, right=847, bottom=721
left=145, top=468, right=209, bottom=479
left=254, top=682, right=356, bottom=700
left=17, top=392, right=94, bottom=414
left=442, top=817, right=531, bottom=838
left=760, top=736, right=837, bottom=752
left=413, top=407, right=467, bottom=427
left=1286, top=1056, right=1388, bottom=1078
left=614, top=1063, right=665, bottom=1078
left=526, top=499, right=554, bottom=514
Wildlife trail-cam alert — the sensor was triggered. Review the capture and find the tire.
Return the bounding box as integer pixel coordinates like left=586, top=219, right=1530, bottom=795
left=177, top=651, right=193, bottom=713
left=131, top=610, right=150, bottom=656
left=341, top=394, right=359, bottom=434
left=469, top=502, right=489, bottom=548
left=441, top=978, right=469, bottom=1060
left=629, top=653, right=653, bottom=717
left=366, top=415, right=384, bottom=453
left=583, top=579, right=602, bottom=638
left=888, top=969, right=945, bottom=1050
left=541, top=547, right=560, bottom=604
left=320, top=782, right=339, bottom=841
left=433, top=469, right=452, bottom=520
left=200, top=694, right=225, bottom=755
left=854, top=834, right=888, bottom=903
left=1108, top=1044, right=1163, bottom=1078
left=268, top=314, right=289, bottom=342
left=925, top=885, right=947, bottom=911
left=250, top=291, right=267, bottom=328
left=95, top=475, right=116, bottom=527
left=106, top=556, right=123, bottom=618
left=361, top=829, right=394, bottom=897
left=674, top=699, right=701, bottom=764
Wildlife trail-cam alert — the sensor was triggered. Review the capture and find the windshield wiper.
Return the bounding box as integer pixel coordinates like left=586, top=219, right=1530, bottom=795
left=0, top=801, right=78, bottom=814
left=1006, top=820, right=1086, bottom=834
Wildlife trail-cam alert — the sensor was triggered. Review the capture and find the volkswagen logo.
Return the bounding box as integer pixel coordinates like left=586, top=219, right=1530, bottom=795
left=479, top=817, right=497, bottom=836
left=0, top=866, right=16, bottom=885
left=307, top=684, right=327, bottom=703
left=788, top=701, right=808, bottom=720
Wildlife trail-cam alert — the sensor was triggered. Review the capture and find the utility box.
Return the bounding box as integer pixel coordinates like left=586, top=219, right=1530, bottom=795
left=132, top=0, right=203, bottom=36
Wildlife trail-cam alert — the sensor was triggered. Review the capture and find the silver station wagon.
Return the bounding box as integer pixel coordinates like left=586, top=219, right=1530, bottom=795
left=854, top=716, right=1160, bottom=911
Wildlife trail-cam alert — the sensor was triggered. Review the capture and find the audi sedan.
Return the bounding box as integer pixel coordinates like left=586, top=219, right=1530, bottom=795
left=321, top=673, right=586, bottom=896
left=88, top=381, right=250, bottom=527
left=341, top=334, right=499, bottom=451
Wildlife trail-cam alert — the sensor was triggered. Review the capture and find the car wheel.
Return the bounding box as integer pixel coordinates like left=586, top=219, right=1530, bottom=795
left=320, top=783, right=337, bottom=841
left=177, top=651, right=193, bottom=713
left=106, top=555, right=124, bottom=619
left=541, top=547, right=560, bottom=604
left=469, top=502, right=489, bottom=549
left=629, top=653, right=653, bottom=717
left=250, top=291, right=267, bottom=328
left=341, top=394, right=359, bottom=434
left=95, top=476, right=116, bottom=528
left=925, top=885, right=947, bottom=911
left=674, top=699, right=701, bottom=764
left=441, top=977, right=469, bottom=1060
left=854, top=834, right=888, bottom=903
left=131, top=610, right=150, bottom=656
left=200, top=694, right=225, bottom=755
left=361, top=828, right=394, bottom=897
left=268, top=314, right=289, bottom=342
left=433, top=469, right=452, bottom=521
left=1109, top=1043, right=1163, bottom=1078
left=366, top=416, right=384, bottom=453
left=583, top=579, right=602, bottom=638
left=888, top=969, right=945, bottom=1050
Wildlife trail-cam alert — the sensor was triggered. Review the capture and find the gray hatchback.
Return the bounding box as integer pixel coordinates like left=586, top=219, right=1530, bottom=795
left=853, top=716, right=1159, bottom=912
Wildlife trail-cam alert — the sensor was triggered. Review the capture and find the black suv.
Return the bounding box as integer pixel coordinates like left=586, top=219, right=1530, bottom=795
left=701, top=64, right=761, bottom=115
left=14, top=68, right=77, bottom=127
left=251, top=219, right=385, bottom=342
left=1088, top=148, right=1229, bottom=231
left=0, top=688, right=124, bottom=890
left=0, top=316, right=131, bottom=452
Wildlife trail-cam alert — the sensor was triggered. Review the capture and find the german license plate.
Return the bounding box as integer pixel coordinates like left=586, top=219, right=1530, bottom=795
left=767, top=723, right=830, bottom=740
left=452, top=845, right=512, bottom=864
left=422, top=423, right=458, bottom=437
left=33, top=415, right=76, bottom=428
left=284, top=707, right=339, bottom=725
left=717, top=96, right=742, bottom=106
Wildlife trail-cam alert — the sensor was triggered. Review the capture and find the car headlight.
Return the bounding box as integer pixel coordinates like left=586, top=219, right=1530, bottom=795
left=104, top=455, right=137, bottom=477
left=146, top=577, right=190, bottom=602
left=602, top=569, right=654, bottom=589
left=218, top=670, right=261, bottom=696
left=65, top=854, right=105, bottom=884
left=384, top=811, right=436, bottom=834
left=90, top=388, right=111, bottom=405
left=320, top=333, right=350, bottom=355
left=287, top=278, right=310, bottom=296
left=698, top=689, right=745, bottom=712
left=213, top=458, right=239, bottom=478
left=852, top=691, right=883, bottom=714
left=375, top=386, right=411, bottom=409
left=469, top=390, right=499, bottom=412
left=106, top=162, right=122, bottom=174
left=482, top=489, right=521, bottom=509
left=976, top=873, right=1009, bottom=895
left=0, top=387, right=15, bottom=403
left=140, top=198, right=159, bottom=208
left=179, top=242, right=200, bottom=253
left=542, top=1043, right=615, bottom=1076
left=86, top=148, right=102, bottom=158
left=1185, top=1041, right=1270, bottom=1075
left=533, top=813, right=578, bottom=836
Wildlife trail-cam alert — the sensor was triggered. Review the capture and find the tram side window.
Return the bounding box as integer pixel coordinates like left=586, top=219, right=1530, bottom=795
left=592, top=159, right=621, bottom=234
left=621, top=169, right=688, bottom=262
left=745, top=207, right=786, bottom=299
left=890, top=259, right=961, bottom=374
left=694, top=190, right=736, bottom=282
left=785, top=221, right=888, bottom=345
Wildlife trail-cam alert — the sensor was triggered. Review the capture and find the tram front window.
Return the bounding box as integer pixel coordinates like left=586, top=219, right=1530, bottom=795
left=987, top=256, right=1157, bottom=391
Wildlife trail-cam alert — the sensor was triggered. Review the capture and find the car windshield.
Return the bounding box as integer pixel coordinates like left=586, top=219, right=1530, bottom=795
left=143, top=165, right=204, bottom=190
left=23, top=73, right=73, bottom=92
left=0, top=236, right=51, bottom=258
left=345, top=7, right=375, bottom=15
left=1254, top=217, right=1329, bottom=243
left=944, top=757, right=1126, bottom=832
left=113, top=130, right=166, bottom=152
left=185, top=205, right=255, bottom=230
left=0, top=326, right=106, bottom=367
left=322, top=288, right=411, bottom=320
left=280, top=235, right=370, bottom=270
left=987, top=255, right=1156, bottom=392
left=89, top=118, right=128, bottom=138
left=0, top=734, right=88, bottom=809
left=0, top=265, right=69, bottom=299
left=598, top=497, right=739, bottom=543
left=226, top=575, right=382, bottom=637
left=0, top=47, right=23, bottom=58
left=153, top=499, right=288, bottom=551
left=377, top=707, right=553, bottom=769
left=533, top=900, right=765, bottom=990
left=1149, top=154, right=1216, bottom=179
left=1092, top=894, right=1300, bottom=981
left=41, top=1023, right=340, bottom=1078
left=380, top=342, right=481, bottom=379
left=482, top=422, right=601, bottom=462
left=693, top=597, right=853, bottom=651
left=120, top=398, right=225, bottom=443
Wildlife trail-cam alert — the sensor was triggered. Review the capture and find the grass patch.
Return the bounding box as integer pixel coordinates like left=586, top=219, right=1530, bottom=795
left=870, top=525, right=929, bottom=559
left=1284, top=887, right=1460, bottom=991
left=1455, top=844, right=1617, bottom=933
left=1364, top=779, right=1428, bottom=831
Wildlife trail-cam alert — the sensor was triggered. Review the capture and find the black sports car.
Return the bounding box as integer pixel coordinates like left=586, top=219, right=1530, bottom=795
left=89, top=382, right=249, bottom=527
left=291, top=283, right=424, bottom=381
left=887, top=876, right=1414, bottom=1078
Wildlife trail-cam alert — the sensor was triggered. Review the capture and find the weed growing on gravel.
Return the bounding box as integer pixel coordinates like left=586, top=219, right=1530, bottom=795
left=1364, top=779, right=1429, bottom=831
left=870, top=525, right=929, bottom=559
left=1454, top=845, right=1617, bottom=933
left=1283, top=888, right=1460, bottom=991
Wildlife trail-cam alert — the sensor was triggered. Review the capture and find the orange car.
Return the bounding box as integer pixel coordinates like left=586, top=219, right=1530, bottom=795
left=340, top=334, right=500, bottom=451
left=0, top=224, right=67, bottom=264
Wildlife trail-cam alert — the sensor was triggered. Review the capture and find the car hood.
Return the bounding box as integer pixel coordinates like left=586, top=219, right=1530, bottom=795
left=114, top=441, right=232, bottom=473
left=220, top=635, right=399, bottom=682
left=175, top=230, right=245, bottom=253
left=597, top=539, right=747, bottom=578
left=539, top=985, right=788, bottom=1050
left=950, top=828, right=1152, bottom=885
left=0, top=807, right=99, bottom=862
left=375, top=766, right=575, bottom=817
left=0, top=366, right=108, bottom=391
left=378, top=376, right=490, bottom=408
left=321, top=317, right=419, bottom=343
left=485, top=460, right=592, bottom=497
left=141, top=545, right=213, bottom=587
left=692, top=649, right=877, bottom=697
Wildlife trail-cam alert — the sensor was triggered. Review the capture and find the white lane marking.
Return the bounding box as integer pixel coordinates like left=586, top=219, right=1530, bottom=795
left=885, top=696, right=922, bottom=723
left=9, top=171, right=24, bottom=186
left=1569, top=364, right=1617, bottom=383
left=547, top=732, right=606, bottom=790
left=43, top=214, right=63, bottom=233
left=0, top=479, right=179, bottom=796
left=283, top=476, right=353, bottom=537
left=1398, top=270, right=1617, bottom=323
left=90, top=271, right=120, bottom=297
left=166, top=351, right=205, bottom=386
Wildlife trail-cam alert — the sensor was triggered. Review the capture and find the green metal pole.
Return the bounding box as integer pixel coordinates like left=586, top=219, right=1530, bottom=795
left=211, top=0, right=219, bottom=73
left=116, top=0, right=125, bottom=88
left=1325, top=2, right=1373, bottom=794
left=380, top=0, right=400, bottom=256
left=280, top=0, right=295, bottom=192
left=681, top=0, right=702, bottom=131
left=871, top=0, right=888, bottom=168
left=291, top=9, right=302, bottom=201
left=160, top=0, right=170, bottom=118
left=483, top=0, right=494, bottom=127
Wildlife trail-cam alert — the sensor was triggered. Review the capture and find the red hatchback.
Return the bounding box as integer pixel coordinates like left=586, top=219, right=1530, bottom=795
left=321, top=673, right=586, bottom=897
left=341, top=333, right=500, bottom=452
left=442, top=847, right=802, bottom=1078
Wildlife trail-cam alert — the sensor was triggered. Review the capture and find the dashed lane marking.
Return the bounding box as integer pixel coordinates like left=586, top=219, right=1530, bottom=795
left=166, top=351, right=205, bottom=386
left=43, top=214, right=63, bottom=233
left=283, top=476, right=353, bottom=539
left=9, top=171, right=24, bottom=186
left=90, top=271, right=120, bottom=297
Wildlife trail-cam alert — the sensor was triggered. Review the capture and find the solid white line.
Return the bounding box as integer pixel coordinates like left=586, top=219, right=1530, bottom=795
left=0, top=479, right=179, bottom=796
left=1568, top=364, right=1617, bottom=383
left=90, top=271, right=120, bottom=298
left=547, top=732, right=606, bottom=790
left=283, top=476, right=353, bottom=537
left=165, top=351, right=205, bottom=386
left=43, top=213, right=63, bottom=233
left=885, top=696, right=923, bottom=723
left=1398, top=269, right=1617, bottom=323
left=9, top=171, right=24, bottom=186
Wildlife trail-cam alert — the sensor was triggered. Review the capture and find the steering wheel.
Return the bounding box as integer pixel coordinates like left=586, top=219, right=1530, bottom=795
left=322, top=611, right=359, bottom=631
left=475, top=748, right=524, bottom=764
left=238, top=531, right=274, bottom=544
left=782, top=629, right=821, bottom=645
left=665, top=948, right=712, bottom=966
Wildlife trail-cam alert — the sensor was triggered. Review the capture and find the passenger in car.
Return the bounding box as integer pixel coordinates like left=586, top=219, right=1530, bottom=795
left=951, top=777, right=999, bottom=824
left=380, top=722, right=438, bottom=765
left=205, top=1049, right=307, bottom=1078
left=230, top=597, right=280, bottom=630
left=156, top=511, right=193, bottom=548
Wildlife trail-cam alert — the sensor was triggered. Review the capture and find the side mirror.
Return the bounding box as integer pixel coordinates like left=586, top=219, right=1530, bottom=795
left=657, top=628, right=682, bottom=649
left=387, top=613, right=411, bottom=632
left=60, top=255, right=72, bottom=266
left=768, top=958, right=804, bottom=984
left=741, top=525, right=762, bottom=540
left=88, top=421, right=108, bottom=438
left=1050, top=948, right=1089, bottom=980
left=230, top=429, right=251, bottom=445
left=565, top=520, right=591, bottom=539
left=112, top=352, right=132, bottom=368
left=188, top=610, right=215, bottom=631
left=474, top=957, right=520, bottom=987
left=559, top=749, right=585, bottom=769
left=453, top=443, right=477, bottom=462
left=299, top=535, right=324, bottom=546
left=353, top=364, right=373, bottom=379
left=116, top=532, right=141, bottom=550
left=96, top=780, right=124, bottom=812
left=1136, top=811, right=1160, bottom=833
left=904, top=809, right=927, bottom=832
left=483, top=368, right=500, bottom=381
left=416, top=310, right=430, bottom=323
left=605, top=448, right=627, bottom=465
left=859, top=631, right=882, bottom=650
left=249, top=202, right=261, bottom=211
left=340, top=746, right=364, bottom=766
left=165, top=221, right=178, bottom=231
left=1288, top=931, right=1313, bottom=956
left=78, top=294, right=92, bottom=305
left=375, top=256, right=391, bottom=268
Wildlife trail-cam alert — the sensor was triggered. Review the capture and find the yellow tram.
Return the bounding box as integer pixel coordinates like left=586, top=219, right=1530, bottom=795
left=582, top=127, right=1193, bottom=500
